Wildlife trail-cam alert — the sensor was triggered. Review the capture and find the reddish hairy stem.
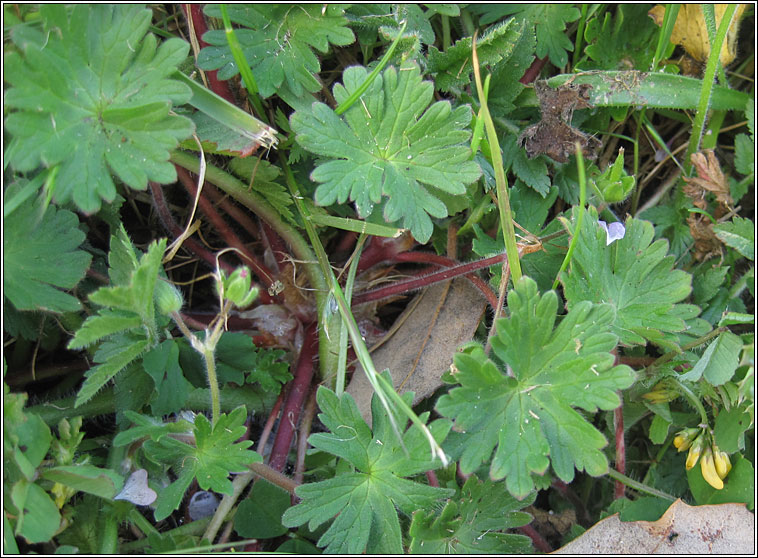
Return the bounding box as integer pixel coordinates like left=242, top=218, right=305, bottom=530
left=268, top=322, right=318, bottom=472
left=294, top=388, right=318, bottom=486
left=149, top=181, right=233, bottom=273
left=425, top=470, right=439, bottom=487
left=182, top=4, right=236, bottom=104
left=519, top=55, right=549, bottom=85
left=614, top=402, right=626, bottom=499
left=176, top=165, right=276, bottom=302
left=353, top=251, right=504, bottom=309
left=202, top=182, right=261, bottom=243
left=519, top=524, right=553, bottom=553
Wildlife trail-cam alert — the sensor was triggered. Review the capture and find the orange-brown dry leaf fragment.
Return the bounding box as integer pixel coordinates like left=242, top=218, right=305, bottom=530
left=684, top=149, right=733, bottom=211
left=648, top=4, right=748, bottom=66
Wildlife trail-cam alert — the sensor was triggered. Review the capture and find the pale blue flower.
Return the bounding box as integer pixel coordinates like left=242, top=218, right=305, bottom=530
left=598, top=220, right=625, bottom=245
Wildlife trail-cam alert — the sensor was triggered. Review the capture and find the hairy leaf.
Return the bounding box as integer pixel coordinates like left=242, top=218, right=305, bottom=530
left=291, top=62, right=481, bottom=242
left=469, top=4, right=580, bottom=67
left=4, top=5, right=193, bottom=213
left=3, top=193, right=91, bottom=313
left=282, top=385, right=453, bottom=554
left=198, top=4, right=354, bottom=98
left=561, top=210, right=696, bottom=347
left=427, top=19, right=525, bottom=92
left=436, top=276, right=635, bottom=499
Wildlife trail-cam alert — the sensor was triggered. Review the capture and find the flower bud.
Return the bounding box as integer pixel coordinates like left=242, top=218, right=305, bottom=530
left=673, top=427, right=701, bottom=451
left=700, top=446, right=724, bottom=490
left=220, top=266, right=259, bottom=308
left=643, top=379, right=678, bottom=404
left=685, top=433, right=705, bottom=470
left=155, top=279, right=184, bottom=315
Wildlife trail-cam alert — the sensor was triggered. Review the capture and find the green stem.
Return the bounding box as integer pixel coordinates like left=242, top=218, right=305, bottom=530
left=606, top=468, right=676, bottom=501
left=684, top=4, right=738, bottom=174
left=119, top=518, right=211, bottom=553
left=170, top=150, right=338, bottom=380
left=97, top=443, right=128, bottom=554
left=218, top=4, right=266, bottom=119
left=650, top=327, right=724, bottom=368
left=672, top=377, right=710, bottom=426
left=552, top=143, right=587, bottom=290
left=472, top=34, right=522, bottom=285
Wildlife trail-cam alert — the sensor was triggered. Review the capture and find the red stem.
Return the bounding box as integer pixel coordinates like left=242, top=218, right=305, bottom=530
left=203, top=182, right=261, bottom=243
left=519, top=55, right=549, bottom=85
left=519, top=524, right=553, bottom=553
left=353, top=251, right=504, bottom=309
left=149, top=181, right=233, bottom=274
left=268, top=322, right=318, bottom=472
left=176, top=165, right=276, bottom=304
left=614, top=401, right=626, bottom=499
left=182, top=4, right=236, bottom=104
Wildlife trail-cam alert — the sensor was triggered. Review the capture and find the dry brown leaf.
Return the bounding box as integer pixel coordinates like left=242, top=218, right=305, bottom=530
left=648, top=4, right=748, bottom=66
left=687, top=213, right=723, bottom=262
left=553, top=499, right=755, bottom=554
left=684, top=150, right=733, bottom=211
left=346, top=278, right=486, bottom=423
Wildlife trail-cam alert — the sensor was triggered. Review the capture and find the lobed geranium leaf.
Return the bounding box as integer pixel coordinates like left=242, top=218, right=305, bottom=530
left=198, top=4, right=354, bottom=99
left=408, top=475, right=535, bottom=553
left=3, top=192, right=91, bottom=313
left=561, top=209, right=696, bottom=347
left=291, top=63, right=481, bottom=243
left=142, top=407, right=262, bottom=521
left=4, top=5, right=194, bottom=213
left=282, top=385, right=453, bottom=554
left=436, top=276, right=635, bottom=499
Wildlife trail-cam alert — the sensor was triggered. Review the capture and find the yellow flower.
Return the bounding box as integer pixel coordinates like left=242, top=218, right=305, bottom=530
left=685, top=433, right=705, bottom=470
left=700, top=446, right=724, bottom=490
left=673, top=427, right=701, bottom=451
left=712, top=446, right=732, bottom=480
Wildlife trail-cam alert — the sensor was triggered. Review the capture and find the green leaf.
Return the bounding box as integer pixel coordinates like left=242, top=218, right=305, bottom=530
left=408, top=476, right=535, bottom=553
left=472, top=5, right=580, bottom=67
left=503, top=134, right=551, bottom=196
left=687, top=453, right=754, bottom=508
left=75, top=334, right=150, bottom=408
left=649, top=414, right=671, bottom=445
left=4, top=5, right=193, bottom=213
left=235, top=480, right=290, bottom=539
left=291, top=63, right=481, bottom=243
left=713, top=216, right=754, bottom=261
left=3, top=194, right=91, bottom=313
left=427, top=19, right=525, bottom=92
left=68, top=310, right=143, bottom=350
left=143, top=340, right=191, bottom=416
left=680, top=331, right=742, bottom=385
left=10, top=480, right=61, bottom=544
left=282, top=386, right=454, bottom=554
left=198, top=5, right=354, bottom=98
left=561, top=210, right=695, bottom=347
left=228, top=158, right=295, bottom=224
left=436, top=276, right=635, bottom=499
left=142, top=407, right=261, bottom=520
left=582, top=5, right=657, bottom=70
left=42, top=465, right=123, bottom=500
left=714, top=405, right=752, bottom=453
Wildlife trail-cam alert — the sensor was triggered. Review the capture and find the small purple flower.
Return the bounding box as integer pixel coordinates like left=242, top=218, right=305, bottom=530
left=598, top=220, right=625, bottom=245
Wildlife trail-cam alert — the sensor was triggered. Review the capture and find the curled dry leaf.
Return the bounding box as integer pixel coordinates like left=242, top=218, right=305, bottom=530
left=347, top=279, right=486, bottom=423
left=684, top=150, right=733, bottom=211
left=554, top=499, right=754, bottom=554
left=648, top=5, right=748, bottom=66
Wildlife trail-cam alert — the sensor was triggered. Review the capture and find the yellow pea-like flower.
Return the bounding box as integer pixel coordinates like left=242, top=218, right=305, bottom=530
left=700, top=446, right=724, bottom=490
left=685, top=434, right=704, bottom=470
left=673, top=427, right=700, bottom=451
left=713, top=447, right=732, bottom=480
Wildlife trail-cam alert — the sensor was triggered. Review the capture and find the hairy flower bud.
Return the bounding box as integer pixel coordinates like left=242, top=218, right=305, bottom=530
left=155, top=279, right=184, bottom=315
